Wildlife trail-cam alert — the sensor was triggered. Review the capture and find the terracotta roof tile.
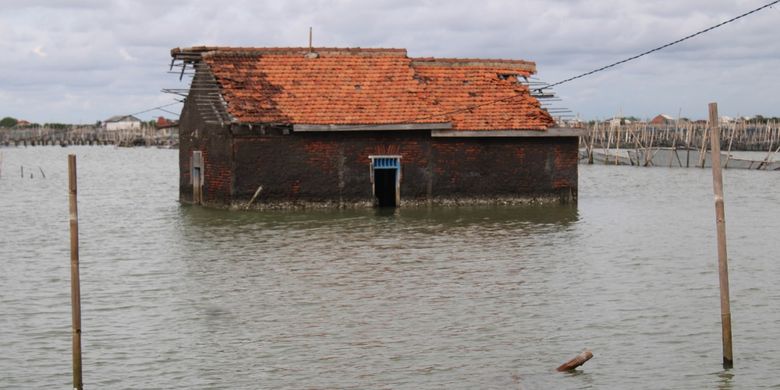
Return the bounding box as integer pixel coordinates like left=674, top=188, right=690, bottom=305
left=182, top=47, right=554, bottom=130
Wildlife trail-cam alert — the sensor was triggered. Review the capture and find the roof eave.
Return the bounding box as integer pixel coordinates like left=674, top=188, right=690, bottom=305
left=293, top=123, right=452, bottom=132
left=431, top=127, right=586, bottom=137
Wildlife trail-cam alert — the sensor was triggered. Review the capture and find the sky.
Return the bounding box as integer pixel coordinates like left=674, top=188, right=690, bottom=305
left=1, top=0, right=779, bottom=123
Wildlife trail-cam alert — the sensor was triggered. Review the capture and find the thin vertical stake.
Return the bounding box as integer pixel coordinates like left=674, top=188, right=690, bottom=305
left=309, top=27, right=313, bottom=51
left=709, top=103, right=733, bottom=369
left=68, top=154, right=84, bottom=389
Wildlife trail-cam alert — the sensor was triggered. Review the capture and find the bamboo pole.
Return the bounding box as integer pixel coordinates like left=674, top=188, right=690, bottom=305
left=758, top=131, right=777, bottom=170
left=68, top=154, right=84, bottom=389
left=644, top=129, right=656, bottom=166
left=587, top=123, right=596, bottom=164
left=757, top=143, right=780, bottom=170
left=725, top=123, right=736, bottom=168
left=604, top=123, right=613, bottom=165
left=708, top=103, right=733, bottom=369
left=699, top=124, right=709, bottom=168
left=245, top=185, right=264, bottom=209
left=615, top=124, right=621, bottom=165
left=685, top=123, right=692, bottom=167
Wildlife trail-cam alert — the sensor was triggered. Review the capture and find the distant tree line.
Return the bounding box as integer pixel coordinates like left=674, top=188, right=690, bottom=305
left=0, top=116, right=90, bottom=130
left=746, top=115, right=780, bottom=123
left=0, top=119, right=75, bottom=129
left=0, top=117, right=18, bottom=128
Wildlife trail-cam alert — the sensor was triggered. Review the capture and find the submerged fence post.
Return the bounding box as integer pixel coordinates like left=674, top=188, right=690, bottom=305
left=68, top=154, right=84, bottom=389
left=708, top=103, right=733, bottom=369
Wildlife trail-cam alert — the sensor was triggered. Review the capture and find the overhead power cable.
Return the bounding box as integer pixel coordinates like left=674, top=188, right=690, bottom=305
left=539, top=0, right=780, bottom=92
left=129, top=101, right=183, bottom=117
left=409, top=0, right=780, bottom=122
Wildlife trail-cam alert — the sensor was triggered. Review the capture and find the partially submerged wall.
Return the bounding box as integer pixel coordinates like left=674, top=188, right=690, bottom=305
left=178, top=98, right=234, bottom=205
left=227, top=131, right=578, bottom=208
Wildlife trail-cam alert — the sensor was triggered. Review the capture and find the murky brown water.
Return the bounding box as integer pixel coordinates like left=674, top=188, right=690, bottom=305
left=1, top=146, right=779, bottom=389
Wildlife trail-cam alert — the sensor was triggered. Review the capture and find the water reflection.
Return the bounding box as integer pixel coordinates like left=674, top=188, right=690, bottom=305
left=716, top=370, right=734, bottom=390
left=180, top=203, right=579, bottom=232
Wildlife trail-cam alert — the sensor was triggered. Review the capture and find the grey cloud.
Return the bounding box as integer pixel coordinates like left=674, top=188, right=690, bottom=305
left=1, top=0, right=779, bottom=122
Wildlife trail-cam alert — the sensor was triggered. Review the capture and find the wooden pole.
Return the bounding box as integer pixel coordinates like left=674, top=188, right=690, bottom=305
left=587, top=123, right=596, bottom=164
left=685, top=123, right=692, bottom=167
left=725, top=123, right=736, bottom=168
left=603, top=123, right=612, bottom=165
left=68, top=154, right=84, bottom=389
left=708, top=103, right=733, bottom=369
left=615, top=124, right=621, bottom=165
left=699, top=125, right=709, bottom=168
left=245, top=185, right=264, bottom=209
left=644, top=128, right=656, bottom=166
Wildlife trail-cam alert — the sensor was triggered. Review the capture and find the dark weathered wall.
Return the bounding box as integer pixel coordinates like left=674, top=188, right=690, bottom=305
left=178, top=97, right=234, bottom=205
left=228, top=131, right=578, bottom=206
left=232, top=131, right=430, bottom=205
left=430, top=137, right=578, bottom=199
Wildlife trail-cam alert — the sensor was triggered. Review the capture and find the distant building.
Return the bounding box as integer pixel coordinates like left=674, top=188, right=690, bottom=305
left=104, top=115, right=142, bottom=131
left=156, top=116, right=174, bottom=127
left=606, top=117, right=633, bottom=128
left=650, top=114, right=675, bottom=125
left=558, top=117, right=584, bottom=128
left=155, top=116, right=179, bottom=138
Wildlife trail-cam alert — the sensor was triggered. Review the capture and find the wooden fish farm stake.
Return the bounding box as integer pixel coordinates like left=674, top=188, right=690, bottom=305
left=245, top=185, right=264, bottom=209
left=709, top=103, right=733, bottom=369
left=68, top=155, right=84, bottom=389
left=556, top=349, right=593, bottom=372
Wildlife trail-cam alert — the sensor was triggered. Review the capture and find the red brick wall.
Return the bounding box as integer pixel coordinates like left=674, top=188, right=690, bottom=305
left=178, top=97, right=234, bottom=205
left=232, top=132, right=430, bottom=203
left=229, top=131, right=578, bottom=205
left=430, top=137, right=578, bottom=198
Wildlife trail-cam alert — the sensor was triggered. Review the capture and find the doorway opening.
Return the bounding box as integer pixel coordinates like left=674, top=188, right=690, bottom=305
left=191, top=151, right=203, bottom=205
left=370, top=156, right=401, bottom=208
left=374, top=169, right=397, bottom=207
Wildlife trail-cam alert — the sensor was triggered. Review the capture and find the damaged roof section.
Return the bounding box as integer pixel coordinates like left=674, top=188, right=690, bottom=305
left=171, top=47, right=555, bottom=131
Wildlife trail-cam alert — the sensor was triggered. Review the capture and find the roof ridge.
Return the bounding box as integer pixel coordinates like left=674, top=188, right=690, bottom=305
left=411, top=57, right=536, bottom=73
left=172, top=46, right=408, bottom=58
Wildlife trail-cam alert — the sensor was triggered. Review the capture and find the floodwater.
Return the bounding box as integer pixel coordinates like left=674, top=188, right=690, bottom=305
left=1, top=146, right=780, bottom=389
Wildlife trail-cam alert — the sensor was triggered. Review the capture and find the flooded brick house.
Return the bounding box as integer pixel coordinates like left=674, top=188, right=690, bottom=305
left=170, top=46, right=581, bottom=208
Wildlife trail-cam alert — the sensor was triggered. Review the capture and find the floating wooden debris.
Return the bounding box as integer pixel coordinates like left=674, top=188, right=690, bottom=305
left=556, top=349, right=593, bottom=372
